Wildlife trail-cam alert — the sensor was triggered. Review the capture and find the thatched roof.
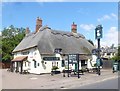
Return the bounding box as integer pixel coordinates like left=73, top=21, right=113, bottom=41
left=13, top=26, right=94, bottom=54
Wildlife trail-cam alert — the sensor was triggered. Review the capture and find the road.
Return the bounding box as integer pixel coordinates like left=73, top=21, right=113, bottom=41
left=73, top=77, right=119, bottom=89
left=2, top=69, right=118, bottom=89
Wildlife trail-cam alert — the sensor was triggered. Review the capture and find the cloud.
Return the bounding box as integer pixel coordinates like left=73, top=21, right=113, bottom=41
left=80, top=24, right=95, bottom=31
left=111, top=13, right=117, bottom=19
left=94, top=27, right=118, bottom=47
left=97, top=13, right=117, bottom=22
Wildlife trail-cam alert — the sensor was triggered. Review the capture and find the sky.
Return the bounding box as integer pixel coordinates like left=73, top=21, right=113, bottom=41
left=1, top=1, right=119, bottom=47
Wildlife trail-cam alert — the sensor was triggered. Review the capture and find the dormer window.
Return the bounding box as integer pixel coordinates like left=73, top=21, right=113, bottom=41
left=54, top=48, right=62, bottom=54
left=22, top=51, right=29, bottom=55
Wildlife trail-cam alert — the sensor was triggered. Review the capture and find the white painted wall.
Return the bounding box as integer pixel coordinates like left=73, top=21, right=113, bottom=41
left=27, top=48, right=41, bottom=74
left=13, top=47, right=42, bottom=74
left=14, top=49, right=95, bottom=74
left=40, top=53, right=63, bottom=73
left=87, top=55, right=97, bottom=69
left=64, top=60, right=82, bottom=70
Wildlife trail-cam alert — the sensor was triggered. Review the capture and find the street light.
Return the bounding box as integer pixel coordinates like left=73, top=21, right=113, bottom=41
left=95, top=25, right=103, bottom=75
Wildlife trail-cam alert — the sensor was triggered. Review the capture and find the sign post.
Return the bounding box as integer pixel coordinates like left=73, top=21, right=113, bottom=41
left=95, top=25, right=103, bottom=75
left=68, top=54, right=69, bottom=77
left=68, top=54, right=80, bottom=78
left=77, top=54, right=80, bottom=78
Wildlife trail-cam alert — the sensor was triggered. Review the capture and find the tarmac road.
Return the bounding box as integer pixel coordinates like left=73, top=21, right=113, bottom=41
left=73, top=77, right=119, bottom=89
left=1, top=69, right=119, bottom=89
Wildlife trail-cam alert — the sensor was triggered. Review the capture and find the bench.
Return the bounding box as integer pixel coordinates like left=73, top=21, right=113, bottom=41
left=62, top=69, right=72, bottom=77
left=88, top=68, right=98, bottom=73
left=73, top=70, right=84, bottom=75
left=51, top=70, right=61, bottom=75
left=23, top=70, right=29, bottom=74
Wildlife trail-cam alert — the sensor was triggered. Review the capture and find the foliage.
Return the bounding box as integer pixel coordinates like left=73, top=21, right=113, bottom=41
left=81, top=68, right=87, bottom=72
left=52, top=66, right=59, bottom=71
left=2, top=25, right=25, bottom=62
left=88, top=39, right=94, bottom=46
left=0, top=36, right=2, bottom=61
left=0, top=36, right=2, bottom=52
left=111, top=54, right=120, bottom=61
left=94, top=63, right=97, bottom=67
left=41, top=60, right=44, bottom=64
left=111, top=46, right=120, bottom=61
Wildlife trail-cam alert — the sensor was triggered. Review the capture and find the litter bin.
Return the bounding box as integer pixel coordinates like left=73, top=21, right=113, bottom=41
left=113, top=61, right=118, bottom=73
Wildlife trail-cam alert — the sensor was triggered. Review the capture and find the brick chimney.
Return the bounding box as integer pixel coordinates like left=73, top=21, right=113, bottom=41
left=36, top=17, right=42, bottom=33
left=71, top=22, right=77, bottom=33
left=25, top=27, right=30, bottom=35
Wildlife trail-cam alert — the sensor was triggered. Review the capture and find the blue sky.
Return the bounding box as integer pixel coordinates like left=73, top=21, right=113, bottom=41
left=1, top=2, right=118, bottom=47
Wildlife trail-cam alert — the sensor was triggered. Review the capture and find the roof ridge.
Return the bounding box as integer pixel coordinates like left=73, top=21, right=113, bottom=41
left=51, top=29, right=85, bottom=39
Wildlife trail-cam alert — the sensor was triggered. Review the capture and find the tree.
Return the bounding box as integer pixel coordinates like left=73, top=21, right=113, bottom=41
left=111, top=46, right=120, bottom=61
left=2, top=25, right=26, bottom=62
left=0, top=35, right=2, bottom=61
left=88, top=39, right=94, bottom=46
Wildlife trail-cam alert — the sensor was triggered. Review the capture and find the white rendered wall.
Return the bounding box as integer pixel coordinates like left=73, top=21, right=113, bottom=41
left=40, top=53, right=63, bottom=73
left=87, top=55, right=97, bottom=69
left=27, top=48, right=42, bottom=74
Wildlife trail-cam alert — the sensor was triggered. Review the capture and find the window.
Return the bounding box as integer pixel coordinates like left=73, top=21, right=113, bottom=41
left=57, top=62, right=58, bottom=66
left=28, top=62, right=30, bottom=67
left=33, top=59, right=37, bottom=68
left=52, top=62, right=53, bottom=66
left=81, top=60, right=87, bottom=67
left=25, top=62, right=26, bottom=67
left=14, top=53, right=17, bottom=56
left=34, top=61, right=37, bottom=68
left=22, top=51, right=29, bottom=55
left=61, top=60, right=65, bottom=67
left=38, top=63, right=39, bottom=66
left=54, top=48, right=62, bottom=53
left=34, top=52, right=37, bottom=55
left=107, top=53, right=110, bottom=55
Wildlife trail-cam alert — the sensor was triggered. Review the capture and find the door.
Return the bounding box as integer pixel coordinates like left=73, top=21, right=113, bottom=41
left=75, top=63, right=78, bottom=71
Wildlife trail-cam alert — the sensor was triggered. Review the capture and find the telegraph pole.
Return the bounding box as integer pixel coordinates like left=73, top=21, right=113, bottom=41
left=95, top=25, right=103, bottom=75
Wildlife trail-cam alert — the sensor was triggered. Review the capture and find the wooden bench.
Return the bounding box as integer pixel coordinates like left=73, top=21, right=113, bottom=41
left=73, top=70, right=84, bottom=75
left=88, top=68, right=98, bottom=73
left=62, top=69, right=72, bottom=77
left=23, top=70, right=29, bottom=74
left=51, top=70, right=61, bottom=75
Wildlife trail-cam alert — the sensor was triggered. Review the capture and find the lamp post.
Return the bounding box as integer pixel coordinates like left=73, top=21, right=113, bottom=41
left=95, top=25, right=103, bottom=75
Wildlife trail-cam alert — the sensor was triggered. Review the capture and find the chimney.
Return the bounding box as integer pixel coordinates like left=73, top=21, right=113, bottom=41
left=71, top=22, right=77, bottom=33
left=25, top=27, right=30, bottom=35
left=36, top=17, right=42, bottom=33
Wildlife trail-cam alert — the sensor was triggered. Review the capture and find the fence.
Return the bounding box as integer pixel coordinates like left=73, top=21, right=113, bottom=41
left=102, top=59, right=113, bottom=69
left=0, top=62, right=10, bottom=69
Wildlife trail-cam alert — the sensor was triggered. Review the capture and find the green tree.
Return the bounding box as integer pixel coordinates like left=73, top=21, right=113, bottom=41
left=0, top=35, right=2, bottom=61
left=111, top=46, right=120, bottom=61
left=2, top=25, right=25, bottom=62
left=88, top=39, right=94, bottom=46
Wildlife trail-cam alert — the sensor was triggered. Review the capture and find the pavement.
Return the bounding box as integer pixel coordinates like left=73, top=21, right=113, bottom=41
left=1, top=68, right=119, bottom=89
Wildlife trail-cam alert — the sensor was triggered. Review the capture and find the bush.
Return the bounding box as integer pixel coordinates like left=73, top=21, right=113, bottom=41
left=52, top=66, right=59, bottom=71
left=94, top=63, right=97, bottom=67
